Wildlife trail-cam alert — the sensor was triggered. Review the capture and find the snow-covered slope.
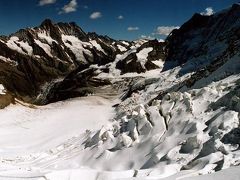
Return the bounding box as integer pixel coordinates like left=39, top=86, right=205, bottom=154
left=0, top=59, right=239, bottom=180
left=0, top=3, right=240, bottom=180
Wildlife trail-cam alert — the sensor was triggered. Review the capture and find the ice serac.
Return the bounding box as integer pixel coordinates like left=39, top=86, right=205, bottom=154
left=101, top=3, right=240, bottom=178
left=68, top=3, right=240, bottom=178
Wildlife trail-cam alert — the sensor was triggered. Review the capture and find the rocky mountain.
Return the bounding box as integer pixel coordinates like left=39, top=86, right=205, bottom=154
left=164, top=3, right=240, bottom=73
left=0, top=19, right=165, bottom=104
left=1, top=4, right=240, bottom=106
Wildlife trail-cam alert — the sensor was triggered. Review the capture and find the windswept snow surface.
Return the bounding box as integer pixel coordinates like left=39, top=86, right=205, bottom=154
left=6, top=37, right=33, bottom=55
left=38, top=32, right=57, bottom=45
left=0, top=96, right=115, bottom=179
left=0, top=55, right=240, bottom=180
left=34, top=39, right=52, bottom=57
left=90, top=40, right=107, bottom=54
left=62, top=35, right=92, bottom=63
left=117, top=45, right=127, bottom=52
left=0, top=96, right=114, bottom=153
left=136, top=47, right=153, bottom=68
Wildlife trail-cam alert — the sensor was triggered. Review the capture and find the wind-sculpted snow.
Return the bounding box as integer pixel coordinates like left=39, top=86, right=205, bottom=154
left=0, top=3, right=240, bottom=180
left=0, top=62, right=239, bottom=180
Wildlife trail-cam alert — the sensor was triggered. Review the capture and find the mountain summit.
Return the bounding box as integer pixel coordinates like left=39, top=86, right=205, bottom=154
left=0, top=19, right=165, bottom=104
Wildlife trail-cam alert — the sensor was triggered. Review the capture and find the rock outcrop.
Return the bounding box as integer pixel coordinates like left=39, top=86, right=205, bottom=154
left=0, top=19, right=165, bottom=104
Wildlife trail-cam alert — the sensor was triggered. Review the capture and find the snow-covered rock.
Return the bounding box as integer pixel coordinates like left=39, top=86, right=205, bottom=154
left=0, top=84, right=5, bottom=95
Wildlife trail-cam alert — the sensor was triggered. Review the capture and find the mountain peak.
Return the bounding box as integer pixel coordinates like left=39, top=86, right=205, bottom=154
left=40, top=19, right=55, bottom=28
left=232, top=2, right=240, bottom=7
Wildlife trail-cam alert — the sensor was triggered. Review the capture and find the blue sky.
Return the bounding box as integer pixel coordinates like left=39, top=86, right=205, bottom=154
left=0, top=0, right=238, bottom=40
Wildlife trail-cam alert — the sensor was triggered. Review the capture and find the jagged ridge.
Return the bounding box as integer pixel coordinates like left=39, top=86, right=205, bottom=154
left=0, top=19, right=165, bottom=104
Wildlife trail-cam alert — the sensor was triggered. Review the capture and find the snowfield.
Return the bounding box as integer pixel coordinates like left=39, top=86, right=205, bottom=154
left=0, top=96, right=115, bottom=179
left=0, top=61, right=239, bottom=179
left=6, top=36, right=33, bottom=56
left=0, top=96, right=114, bottom=153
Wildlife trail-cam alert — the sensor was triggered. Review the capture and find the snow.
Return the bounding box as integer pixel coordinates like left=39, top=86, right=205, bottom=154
left=0, top=55, right=18, bottom=66
left=90, top=40, right=106, bottom=54
left=62, top=35, right=92, bottom=63
left=95, top=46, right=161, bottom=79
left=121, top=41, right=130, bottom=46
left=100, top=48, right=138, bottom=77
left=136, top=47, right=153, bottom=68
left=0, top=95, right=118, bottom=179
left=6, top=36, right=33, bottom=55
left=0, top=84, right=5, bottom=95
left=133, top=39, right=148, bottom=47
left=6, top=37, right=23, bottom=52
left=93, top=51, right=240, bottom=179
left=34, top=39, right=52, bottom=57
left=1, top=166, right=238, bottom=180
left=117, top=44, right=127, bottom=52
left=0, top=59, right=240, bottom=179
left=17, top=41, right=33, bottom=55
left=0, top=96, right=114, bottom=155
left=38, top=32, right=57, bottom=45
left=1, top=19, right=240, bottom=180
left=182, top=166, right=240, bottom=180
left=152, top=59, right=164, bottom=68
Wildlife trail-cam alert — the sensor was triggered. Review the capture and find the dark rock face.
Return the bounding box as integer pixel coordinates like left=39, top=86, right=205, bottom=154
left=0, top=20, right=165, bottom=104
left=120, top=3, right=240, bottom=100
left=116, top=40, right=166, bottom=74
left=221, top=128, right=240, bottom=145
left=164, top=13, right=211, bottom=66
left=164, top=4, right=240, bottom=73
left=116, top=53, right=145, bottom=74
left=0, top=92, right=14, bottom=109
left=87, top=32, right=117, bottom=65
left=44, top=67, right=112, bottom=104
left=0, top=20, right=92, bottom=103
left=144, top=40, right=166, bottom=61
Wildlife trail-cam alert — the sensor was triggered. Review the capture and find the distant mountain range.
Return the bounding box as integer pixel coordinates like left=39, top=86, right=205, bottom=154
left=0, top=19, right=165, bottom=104
left=0, top=3, right=240, bottom=106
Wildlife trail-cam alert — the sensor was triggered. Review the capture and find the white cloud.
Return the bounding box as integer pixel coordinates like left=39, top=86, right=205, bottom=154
left=201, top=7, right=214, bottom=16
left=117, top=15, right=124, bottom=20
left=39, top=0, right=56, bottom=6
left=154, top=26, right=180, bottom=36
left=127, top=27, right=139, bottom=31
left=158, top=39, right=165, bottom=42
left=90, top=12, right=102, bottom=19
left=59, top=0, right=78, bottom=14
left=83, top=5, right=88, bottom=9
